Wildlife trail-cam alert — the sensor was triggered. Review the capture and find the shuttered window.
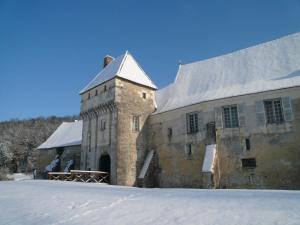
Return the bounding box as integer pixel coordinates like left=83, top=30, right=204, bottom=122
left=264, top=99, right=284, bottom=124
left=223, top=106, right=239, bottom=128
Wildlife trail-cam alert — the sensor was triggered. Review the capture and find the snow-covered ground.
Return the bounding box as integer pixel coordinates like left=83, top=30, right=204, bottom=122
left=0, top=180, right=300, bottom=225
left=7, top=173, right=33, bottom=181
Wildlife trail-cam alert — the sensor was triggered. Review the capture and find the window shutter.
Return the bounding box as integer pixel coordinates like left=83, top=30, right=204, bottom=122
left=238, top=103, right=246, bottom=127
left=186, top=114, right=190, bottom=133
left=255, top=101, right=266, bottom=126
left=197, top=111, right=204, bottom=132
left=214, top=107, right=223, bottom=129
left=282, top=96, right=293, bottom=121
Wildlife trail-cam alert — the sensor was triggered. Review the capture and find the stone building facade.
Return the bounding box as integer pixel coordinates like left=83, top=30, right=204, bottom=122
left=79, top=32, right=300, bottom=189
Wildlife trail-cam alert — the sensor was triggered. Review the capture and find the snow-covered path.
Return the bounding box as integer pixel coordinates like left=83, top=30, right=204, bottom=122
left=0, top=180, right=300, bottom=225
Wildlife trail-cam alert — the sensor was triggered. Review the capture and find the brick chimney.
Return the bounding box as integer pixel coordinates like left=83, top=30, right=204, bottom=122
left=103, top=55, right=114, bottom=68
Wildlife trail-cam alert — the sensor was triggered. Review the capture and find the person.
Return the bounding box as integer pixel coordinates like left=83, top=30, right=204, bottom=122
left=33, top=169, right=37, bottom=179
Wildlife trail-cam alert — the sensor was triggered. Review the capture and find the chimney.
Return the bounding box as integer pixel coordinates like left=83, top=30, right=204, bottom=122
left=103, top=55, right=114, bottom=68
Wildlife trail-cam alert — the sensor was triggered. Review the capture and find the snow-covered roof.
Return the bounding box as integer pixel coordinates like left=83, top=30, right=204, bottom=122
left=80, top=51, right=157, bottom=94
left=202, top=144, right=216, bottom=172
left=155, top=32, right=300, bottom=114
left=37, top=121, right=82, bottom=149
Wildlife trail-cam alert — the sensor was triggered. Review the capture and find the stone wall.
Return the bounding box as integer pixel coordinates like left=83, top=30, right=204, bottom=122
left=80, top=79, right=118, bottom=184
left=149, top=86, right=300, bottom=189
left=115, top=78, right=156, bottom=186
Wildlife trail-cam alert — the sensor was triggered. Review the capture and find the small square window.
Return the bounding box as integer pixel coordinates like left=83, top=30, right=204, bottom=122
left=242, top=158, right=256, bottom=168
left=132, top=116, right=140, bottom=132
left=142, top=92, right=147, bottom=99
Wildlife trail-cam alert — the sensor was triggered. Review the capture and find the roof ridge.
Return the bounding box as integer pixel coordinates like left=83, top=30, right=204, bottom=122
left=181, top=31, right=300, bottom=67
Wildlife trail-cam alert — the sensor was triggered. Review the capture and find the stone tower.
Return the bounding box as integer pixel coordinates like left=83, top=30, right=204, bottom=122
left=79, top=51, right=157, bottom=186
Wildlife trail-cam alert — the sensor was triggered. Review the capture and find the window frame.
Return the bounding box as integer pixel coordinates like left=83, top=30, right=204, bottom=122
left=245, top=138, right=251, bottom=151
left=132, top=115, right=140, bottom=132
left=186, top=112, right=199, bottom=134
left=222, top=105, right=239, bottom=128
left=264, top=98, right=284, bottom=124
left=100, top=119, right=106, bottom=131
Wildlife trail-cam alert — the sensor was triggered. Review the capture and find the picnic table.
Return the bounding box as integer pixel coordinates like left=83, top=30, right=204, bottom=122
left=48, top=170, right=109, bottom=183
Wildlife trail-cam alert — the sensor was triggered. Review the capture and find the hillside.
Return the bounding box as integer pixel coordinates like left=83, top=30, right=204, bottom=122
left=0, top=115, right=79, bottom=175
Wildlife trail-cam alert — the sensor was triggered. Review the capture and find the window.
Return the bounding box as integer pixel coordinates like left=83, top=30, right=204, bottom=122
left=87, top=92, right=90, bottom=99
left=101, top=120, right=106, bottom=130
left=187, top=112, right=198, bottom=133
left=104, top=85, right=107, bottom=92
left=132, top=116, right=140, bottom=132
left=223, top=105, right=239, bottom=128
left=245, top=138, right=251, bottom=151
left=242, top=158, right=256, bottom=168
left=142, top=92, right=147, bottom=99
left=264, top=99, right=284, bottom=124
left=95, top=90, right=98, bottom=96
left=186, top=144, right=192, bottom=159
left=167, top=127, right=172, bottom=138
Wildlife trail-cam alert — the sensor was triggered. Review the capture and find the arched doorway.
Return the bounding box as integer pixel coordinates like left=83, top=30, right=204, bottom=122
left=99, top=154, right=111, bottom=173
left=99, top=153, right=111, bottom=183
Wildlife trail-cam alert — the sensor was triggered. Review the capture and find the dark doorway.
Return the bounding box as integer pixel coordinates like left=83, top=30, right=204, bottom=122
left=206, top=122, right=216, bottom=144
left=99, top=153, right=110, bottom=172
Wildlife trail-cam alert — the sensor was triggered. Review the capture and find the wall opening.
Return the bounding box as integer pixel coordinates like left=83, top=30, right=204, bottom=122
left=99, top=153, right=111, bottom=183
left=99, top=154, right=111, bottom=173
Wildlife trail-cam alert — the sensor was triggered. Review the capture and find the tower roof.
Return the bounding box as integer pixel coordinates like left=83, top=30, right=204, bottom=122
left=80, top=51, right=157, bottom=94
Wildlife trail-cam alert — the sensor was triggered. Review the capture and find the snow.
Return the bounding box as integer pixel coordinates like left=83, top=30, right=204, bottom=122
left=202, top=144, right=216, bottom=172
left=138, top=150, right=154, bottom=179
left=37, top=121, right=82, bottom=149
left=80, top=51, right=157, bottom=94
left=1, top=180, right=300, bottom=225
left=155, top=32, right=300, bottom=114
left=7, top=173, right=33, bottom=181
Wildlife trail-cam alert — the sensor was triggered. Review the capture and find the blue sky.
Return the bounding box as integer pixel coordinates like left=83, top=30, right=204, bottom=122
left=0, top=0, right=300, bottom=121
